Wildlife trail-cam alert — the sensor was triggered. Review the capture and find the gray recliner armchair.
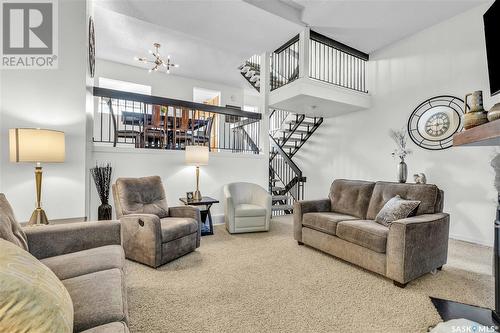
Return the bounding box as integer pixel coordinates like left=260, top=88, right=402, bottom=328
left=112, top=176, right=201, bottom=268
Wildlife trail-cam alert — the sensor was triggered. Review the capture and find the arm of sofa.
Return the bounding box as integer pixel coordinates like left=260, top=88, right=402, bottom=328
left=223, top=186, right=235, bottom=233
left=386, top=213, right=450, bottom=284
left=293, top=199, right=331, bottom=242
left=120, top=214, right=162, bottom=268
left=25, top=220, right=121, bottom=260
left=169, top=206, right=202, bottom=247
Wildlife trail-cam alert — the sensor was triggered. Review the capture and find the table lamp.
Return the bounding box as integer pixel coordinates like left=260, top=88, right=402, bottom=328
left=185, top=145, right=209, bottom=200
left=9, top=128, right=65, bottom=225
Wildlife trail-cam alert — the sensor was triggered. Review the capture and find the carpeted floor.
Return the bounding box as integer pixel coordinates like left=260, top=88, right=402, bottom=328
left=125, top=216, right=494, bottom=333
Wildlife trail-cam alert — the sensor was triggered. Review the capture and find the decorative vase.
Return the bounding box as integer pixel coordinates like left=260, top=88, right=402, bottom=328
left=98, top=203, right=112, bottom=220
left=398, top=159, right=408, bottom=183
left=464, top=91, right=489, bottom=129
left=488, top=103, right=500, bottom=122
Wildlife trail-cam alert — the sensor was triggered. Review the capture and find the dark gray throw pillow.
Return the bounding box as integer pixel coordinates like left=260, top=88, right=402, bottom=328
left=374, top=195, right=421, bottom=227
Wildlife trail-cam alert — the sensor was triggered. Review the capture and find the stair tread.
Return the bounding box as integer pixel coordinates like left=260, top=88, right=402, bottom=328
left=281, top=128, right=308, bottom=134
left=272, top=195, right=289, bottom=201
left=271, top=186, right=285, bottom=191
left=272, top=204, right=293, bottom=211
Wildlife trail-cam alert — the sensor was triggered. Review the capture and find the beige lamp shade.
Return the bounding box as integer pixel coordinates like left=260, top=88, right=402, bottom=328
left=185, top=145, right=209, bottom=166
left=9, top=128, right=65, bottom=163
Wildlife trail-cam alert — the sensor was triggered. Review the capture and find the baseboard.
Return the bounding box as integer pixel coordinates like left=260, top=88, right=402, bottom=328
left=212, top=214, right=224, bottom=225
left=449, top=234, right=493, bottom=248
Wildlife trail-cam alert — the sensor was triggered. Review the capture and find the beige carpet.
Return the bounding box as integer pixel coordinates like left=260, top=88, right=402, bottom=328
left=125, top=216, right=494, bottom=333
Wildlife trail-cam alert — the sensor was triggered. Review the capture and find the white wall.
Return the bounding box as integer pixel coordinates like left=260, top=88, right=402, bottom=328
left=295, top=3, right=500, bottom=246
left=89, top=59, right=268, bottom=221
left=0, top=1, right=88, bottom=222
left=96, top=59, right=245, bottom=106
left=90, top=147, right=268, bottom=221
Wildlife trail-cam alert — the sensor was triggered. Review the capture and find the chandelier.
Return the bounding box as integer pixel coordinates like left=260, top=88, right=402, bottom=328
left=134, top=43, right=179, bottom=74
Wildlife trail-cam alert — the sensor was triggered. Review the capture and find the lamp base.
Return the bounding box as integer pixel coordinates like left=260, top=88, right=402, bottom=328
left=193, top=190, right=202, bottom=201
left=28, top=208, right=49, bottom=225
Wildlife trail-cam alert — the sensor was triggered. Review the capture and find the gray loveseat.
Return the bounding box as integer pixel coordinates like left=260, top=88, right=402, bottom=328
left=0, top=193, right=129, bottom=332
left=294, top=180, right=449, bottom=287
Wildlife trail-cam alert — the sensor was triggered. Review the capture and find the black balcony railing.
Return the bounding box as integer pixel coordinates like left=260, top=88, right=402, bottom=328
left=309, top=31, right=369, bottom=93
left=93, top=87, right=261, bottom=154
left=271, top=35, right=300, bottom=91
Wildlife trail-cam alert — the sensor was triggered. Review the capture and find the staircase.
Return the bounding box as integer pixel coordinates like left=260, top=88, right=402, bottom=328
left=237, top=54, right=323, bottom=215
left=238, top=55, right=261, bottom=92
left=269, top=109, right=323, bottom=215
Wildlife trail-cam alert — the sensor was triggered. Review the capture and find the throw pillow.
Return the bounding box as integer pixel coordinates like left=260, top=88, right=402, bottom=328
left=375, top=195, right=420, bottom=227
left=0, top=239, right=73, bottom=333
left=0, top=193, right=28, bottom=251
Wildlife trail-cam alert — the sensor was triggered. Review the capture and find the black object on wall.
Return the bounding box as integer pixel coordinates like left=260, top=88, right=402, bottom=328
left=484, top=0, right=500, bottom=96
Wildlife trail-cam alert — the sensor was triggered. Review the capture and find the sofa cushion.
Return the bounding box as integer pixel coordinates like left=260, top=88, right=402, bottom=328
left=366, top=182, right=439, bottom=220
left=0, top=239, right=73, bottom=333
left=160, top=217, right=198, bottom=243
left=374, top=195, right=421, bottom=227
left=80, top=322, right=129, bottom=333
left=114, top=176, right=169, bottom=218
left=235, top=203, right=267, bottom=217
left=0, top=193, right=28, bottom=250
left=63, top=268, right=128, bottom=333
left=302, top=212, right=358, bottom=236
left=336, top=220, right=389, bottom=253
left=41, top=245, right=124, bottom=280
left=329, top=180, right=375, bottom=219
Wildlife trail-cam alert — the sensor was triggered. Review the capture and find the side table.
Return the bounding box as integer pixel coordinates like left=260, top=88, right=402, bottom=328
left=179, top=196, right=219, bottom=236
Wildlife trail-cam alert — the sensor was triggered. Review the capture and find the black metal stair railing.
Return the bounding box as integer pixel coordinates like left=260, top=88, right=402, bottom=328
left=268, top=109, right=323, bottom=215
left=271, top=35, right=300, bottom=91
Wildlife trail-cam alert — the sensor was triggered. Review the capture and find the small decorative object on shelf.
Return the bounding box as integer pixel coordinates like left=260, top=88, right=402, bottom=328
left=186, top=192, right=194, bottom=200
left=90, top=163, right=113, bottom=220
left=488, top=103, right=500, bottom=122
left=463, top=91, right=489, bottom=129
left=413, top=173, right=427, bottom=184
left=389, top=128, right=411, bottom=183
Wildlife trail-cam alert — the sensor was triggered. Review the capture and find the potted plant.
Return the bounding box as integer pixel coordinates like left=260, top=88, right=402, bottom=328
left=90, top=163, right=113, bottom=220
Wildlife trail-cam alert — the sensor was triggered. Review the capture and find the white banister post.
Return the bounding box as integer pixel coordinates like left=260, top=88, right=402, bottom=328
left=259, top=51, right=271, bottom=157
left=299, top=27, right=310, bottom=79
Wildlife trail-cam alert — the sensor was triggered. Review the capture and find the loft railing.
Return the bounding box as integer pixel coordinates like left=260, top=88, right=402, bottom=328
left=309, top=31, right=368, bottom=93
left=93, top=87, right=261, bottom=154
left=268, top=31, right=368, bottom=93
left=271, top=34, right=300, bottom=91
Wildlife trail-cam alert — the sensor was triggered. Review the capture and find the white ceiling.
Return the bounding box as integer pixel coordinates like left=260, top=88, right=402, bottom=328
left=286, top=0, right=488, bottom=53
left=94, top=0, right=487, bottom=89
left=94, top=0, right=302, bottom=88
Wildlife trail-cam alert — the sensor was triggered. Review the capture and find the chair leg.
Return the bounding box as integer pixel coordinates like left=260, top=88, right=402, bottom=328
left=437, top=266, right=443, bottom=271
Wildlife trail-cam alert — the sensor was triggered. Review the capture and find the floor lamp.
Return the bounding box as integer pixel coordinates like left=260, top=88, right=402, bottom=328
left=9, top=128, right=65, bottom=225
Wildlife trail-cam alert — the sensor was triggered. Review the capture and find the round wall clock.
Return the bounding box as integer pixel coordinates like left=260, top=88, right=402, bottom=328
left=88, top=16, right=95, bottom=78
left=407, top=95, right=464, bottom=150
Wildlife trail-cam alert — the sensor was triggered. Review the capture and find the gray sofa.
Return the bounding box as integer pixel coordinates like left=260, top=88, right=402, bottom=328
left=0, top=193, right=129, bottom=332
left=294, top=179, right=449, bottom=287
left=112, top=176, right=202, bottom=268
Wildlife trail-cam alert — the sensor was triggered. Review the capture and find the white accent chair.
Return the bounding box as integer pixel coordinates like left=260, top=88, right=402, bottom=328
left=223, top=182, right=272, bottom=234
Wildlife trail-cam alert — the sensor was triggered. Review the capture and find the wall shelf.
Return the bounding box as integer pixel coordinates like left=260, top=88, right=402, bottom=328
left=453, top=120, right=500, bottom=147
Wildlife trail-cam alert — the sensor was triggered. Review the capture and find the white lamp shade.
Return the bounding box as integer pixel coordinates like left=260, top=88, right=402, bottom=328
left=185, top=145, right=209, bottom=166
left=9, top=128, right=65, bottom=163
